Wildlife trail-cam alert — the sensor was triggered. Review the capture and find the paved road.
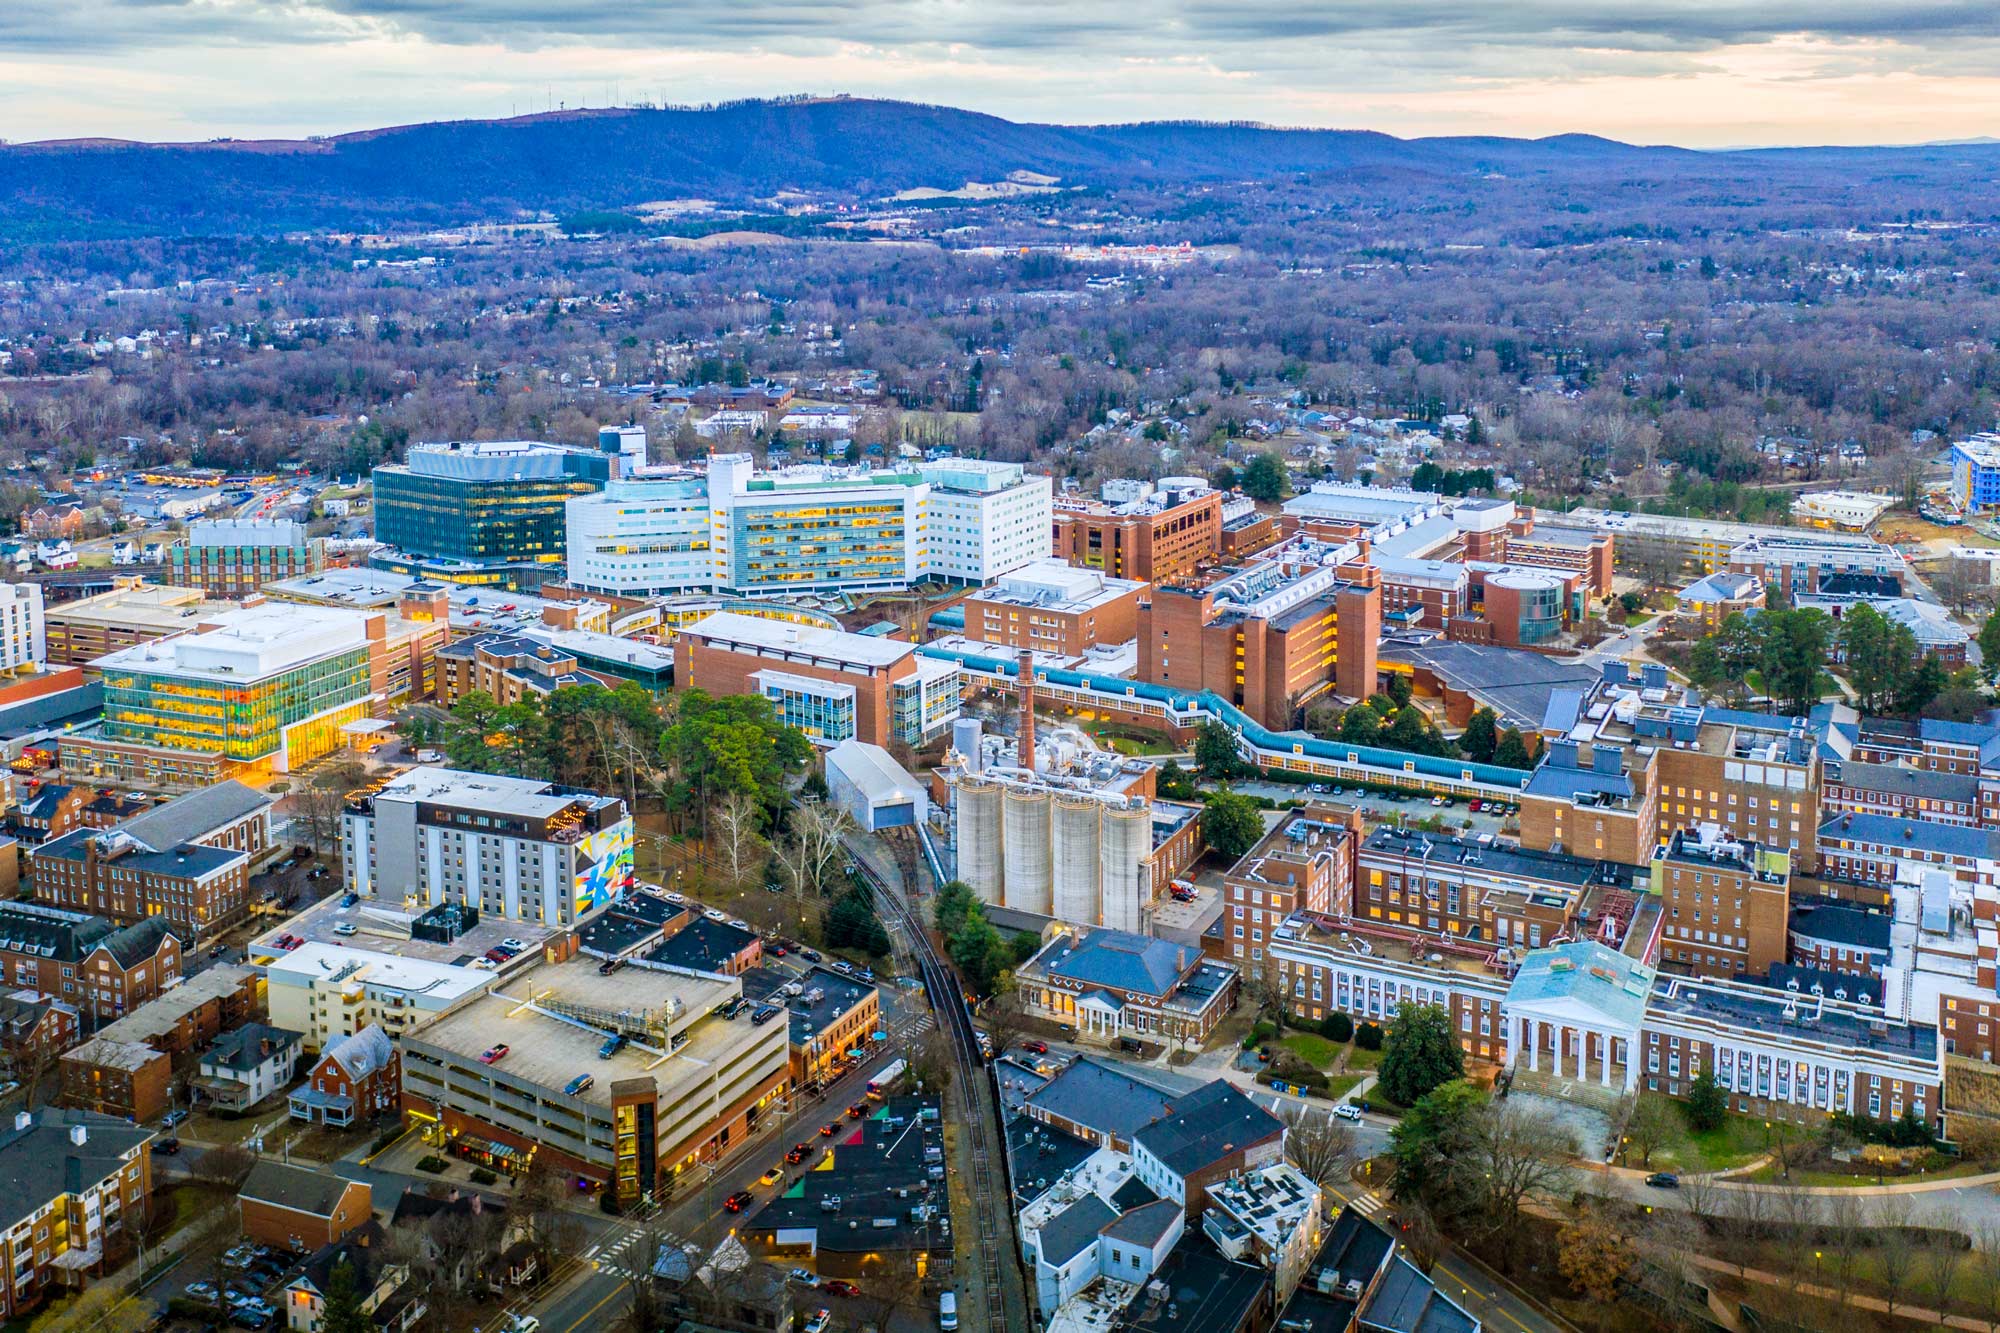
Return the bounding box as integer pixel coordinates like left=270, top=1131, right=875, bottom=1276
left=1577, top=1161, right=2000, bottom=1230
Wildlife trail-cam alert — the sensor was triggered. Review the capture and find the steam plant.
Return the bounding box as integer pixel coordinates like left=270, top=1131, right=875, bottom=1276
left=936, top=716, right=1202, bottom=933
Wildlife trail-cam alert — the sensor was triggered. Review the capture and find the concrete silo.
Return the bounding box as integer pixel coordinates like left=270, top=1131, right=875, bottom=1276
left=1002, top=786, right=1053, bottom=914
left=1051, top=794, right=1103, bottom=927
left=1099, top=802, right=1153, bottom=933
left=956, top=778, right=1005, bottom=906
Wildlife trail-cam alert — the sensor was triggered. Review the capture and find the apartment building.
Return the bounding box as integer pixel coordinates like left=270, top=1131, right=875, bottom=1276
left=1053, top=480, right=1224, bottom=584
left=30, top=830, right=249, bottom=943
left=0, top=902, right=181, bottom=1021
left=341, top=766, right=633, bottom=926
left=960, top=560, right=1146, bottom=656
left=164, top=519, right=327, bottom=596
left=787, top=966, right=881, bottom=1089
left=679, top=610, right=961, bottom=748
left=399, top=954, right=790, bottom=1204
left=290, top=1025, right=400, bottom=1127
left=1652, top=825, right=1792, bottom=979
left=0, top=1111, right=154, bottom=1317
left=0, top=583, right=45, bottom=674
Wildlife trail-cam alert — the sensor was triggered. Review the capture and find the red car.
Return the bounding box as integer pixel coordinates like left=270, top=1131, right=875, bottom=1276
left=819, top=1280, right=860, bottom=1298
left=724, top=1190, right=755, bottom=1213
left=479, top=1043, right=510, bottom=1065
left=1023, top=1040, right=1049, bottom=1055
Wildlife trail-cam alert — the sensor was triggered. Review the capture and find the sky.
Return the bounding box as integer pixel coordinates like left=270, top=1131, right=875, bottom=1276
left=4, top=1, right=2000, bottom=148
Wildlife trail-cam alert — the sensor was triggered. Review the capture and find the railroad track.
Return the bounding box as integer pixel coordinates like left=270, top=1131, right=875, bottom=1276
left=851, top=854, right=1018, bottom=1333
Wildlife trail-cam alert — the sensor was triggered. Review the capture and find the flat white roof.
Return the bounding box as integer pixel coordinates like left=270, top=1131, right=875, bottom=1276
left=370, top=765, right=602, bottom=819
left=92, top=603, right=374, bottom=680
left=265, top=941, right=495, bottom=1004
left=684, top=610, right=912, bottom=668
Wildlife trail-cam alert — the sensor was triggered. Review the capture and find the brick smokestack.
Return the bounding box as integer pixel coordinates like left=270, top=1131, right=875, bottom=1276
left=1017, top=648, right=1036, bottom=773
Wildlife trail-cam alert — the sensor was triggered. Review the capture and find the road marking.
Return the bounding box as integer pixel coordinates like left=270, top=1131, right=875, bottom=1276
left=558, top=1283, right=628, bottom=1333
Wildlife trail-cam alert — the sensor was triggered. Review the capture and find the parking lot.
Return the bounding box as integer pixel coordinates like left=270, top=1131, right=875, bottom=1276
left=173, top=1240, right=293, bottom=1329
left=246, top=888, right=562, bottom=971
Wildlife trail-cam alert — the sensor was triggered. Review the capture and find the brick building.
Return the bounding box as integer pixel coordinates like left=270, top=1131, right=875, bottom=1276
left=289, top=1025, right=400, bottom=1127
left=238, top=1160, right=373, bottom=1253
left=0, top=1111, right=156, bottom=1317
left=960, top=560, right=1146, bottom=656
left=29, top=831, right=249, bottom=944
left=1218, top=805, right=1359, bottom=979
left=0, top=902, right=181, bottom=1022
left=1052, top=484, right=1223, bottom=585
left=1651, top=825, right=1792, bottom=979
left=1137, top=552, right=1381, bottom=731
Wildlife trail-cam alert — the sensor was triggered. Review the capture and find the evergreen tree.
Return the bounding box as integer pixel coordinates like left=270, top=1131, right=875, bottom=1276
left=319, top=1262, right=369, bottom=1333
left=1193, top=720, right=1241, bottom=780
left=1978, top=611, right=2000, bottom=682
left=1684, top=1073, right=1727, bottom=1132
left=1200, top=789, right=1264, bottom=861
left=1494, top=727, right=1534, bottom=770
left=1459, top=707, right=1499, bottom=764
left=1899, top=653, right=1949, bottom=717
left=1240, top=452, right=1289, bottom=502
left=1339, top=706, right=1382, bottom=743
left=1384, top=705, right=1431, bottom=753
left=1379, top=1003, right=1466, bottom=1107
left=1386, top=672, right=1414, bottom=709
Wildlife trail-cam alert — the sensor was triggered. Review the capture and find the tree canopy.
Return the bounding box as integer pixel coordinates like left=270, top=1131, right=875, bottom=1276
left=1377, top=1003, right=1466, bottom=1107
left=1201, top=789, right=1265, bottom=862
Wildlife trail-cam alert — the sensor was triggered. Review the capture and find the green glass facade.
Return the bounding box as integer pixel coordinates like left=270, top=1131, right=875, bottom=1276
left=100, top=649, right=373, bottom=760
left=376, top=470, right=604, bottom=568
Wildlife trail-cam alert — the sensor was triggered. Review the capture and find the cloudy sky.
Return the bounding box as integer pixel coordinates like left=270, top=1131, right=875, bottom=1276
left=4, top=1, right=1999, bottom=147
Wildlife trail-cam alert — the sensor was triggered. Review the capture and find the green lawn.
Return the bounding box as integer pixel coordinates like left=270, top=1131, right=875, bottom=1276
left=1100, top=733, right=1175, bottom=757
left=1642, top=1096, right=1769, bottom=1172
left=1344, top=1046, right=1384, bottom=1072
left=1277, top=1032, right=1343, bottom=1067
left=1325, top=1073, right=1363, bottom=1103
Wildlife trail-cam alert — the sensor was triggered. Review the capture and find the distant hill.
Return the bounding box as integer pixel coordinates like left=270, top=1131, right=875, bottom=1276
left=0, top=97, right=1991, bottom=240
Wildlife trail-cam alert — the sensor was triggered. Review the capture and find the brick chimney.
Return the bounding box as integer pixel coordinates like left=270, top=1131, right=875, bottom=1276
left=1017, top=649, right=1036, bottom=774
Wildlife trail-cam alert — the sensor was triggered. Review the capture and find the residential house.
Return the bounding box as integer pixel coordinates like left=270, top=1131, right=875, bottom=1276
left=283, top=1222, right=424, bottom=1333
left=1130, top=1081, right=1285, bottom=1219
left=289, top=1025, right=398, bottom=1127
left=196, top=1023, right=303, bottom=1113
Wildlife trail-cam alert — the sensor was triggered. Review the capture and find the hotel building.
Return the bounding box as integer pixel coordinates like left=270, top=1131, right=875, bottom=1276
left=341, top=766, right=633, bottom=926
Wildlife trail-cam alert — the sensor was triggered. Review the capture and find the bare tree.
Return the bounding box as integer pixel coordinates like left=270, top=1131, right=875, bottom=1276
left=711, top=791, right=766, bottom=889
left=191, top=1143, right=257, bottom=1190
left=1820, top=1189, right=1867, bottom=1301
left=1470, top=1104, right=1574, bottom=1242
left=1622, top=532, right=1684, bottom=590
left=1278, top=1102, right=1356, bottom=1200
left=1395, top=1199, right=1445, bottom=1274
left=1968, top=1223, right=2000, bottom=1330
left=1873, top=1195, right=1919, bottom=1320
left=1920, top=1207, right=1966, bottom=1315
left=1620, top=1094, right=1683, bottom=1168
left=292, top=758, right=370, bottom=862
left=770, top=799, right=854, bottom=931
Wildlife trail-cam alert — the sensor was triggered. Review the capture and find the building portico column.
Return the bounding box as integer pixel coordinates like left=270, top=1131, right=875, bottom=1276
left=1600, top=1031, right=1613, bottom=1087
left=1528, top=1018, right=1540, bottom=1072
left=1622, top=1038, right=1638, bottom=1093
left=1550, top=1023, right=1563, bottom=1079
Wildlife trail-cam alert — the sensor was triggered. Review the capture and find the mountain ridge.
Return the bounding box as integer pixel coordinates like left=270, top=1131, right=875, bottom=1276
left=0, top=96, right=1992, bottom=240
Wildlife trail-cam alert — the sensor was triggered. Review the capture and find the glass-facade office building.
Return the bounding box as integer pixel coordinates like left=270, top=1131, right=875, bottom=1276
left=101, top=649, right=373, bottom=762
left=374, top=440, right=609, bottom=586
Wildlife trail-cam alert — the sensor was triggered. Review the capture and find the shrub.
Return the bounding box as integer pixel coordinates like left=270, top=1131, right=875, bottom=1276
left=1354, top=1022, right=1384, bottom=1051
left=370, top=1126, right=403, bottom=1155
left=415, top=1155, right=448, bottom=1174
left=1242, top=1021, right=1278, bottom=1051
left=469, top=1167, right=498, bottom=1185
left=1320, top=1012, right=1354, bottom=1042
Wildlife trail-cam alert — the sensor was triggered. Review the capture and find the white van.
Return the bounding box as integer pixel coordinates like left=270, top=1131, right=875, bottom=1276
left=939, top=1292, right=957, bottom=1330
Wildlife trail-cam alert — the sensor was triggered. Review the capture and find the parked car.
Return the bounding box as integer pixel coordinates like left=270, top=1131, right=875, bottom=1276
left=479, top=1043, right=510, bottom=1065
left=819, top=1280, right=860, bottom=1298
left=162, top=1108, right=188, bottom=1128
left=805, top=1309, right=831, bottom=1333
left=332, top=923, right=357, bottom=937
left=564, top=1074, right=593, bottom=1097
left=1332, top=1104, right=1362, bottom=1122
left=788, top=1269, right=817, bottom=1287
left=598, top=1033, right=627, bottom=1059
left=185, top=1283, right=219, bottom=1302
left=157, top=1136, right=181, bottom=1155
left=501, top=938, right=528, bottom=951
left=1022, top=1039, right=1048, bottom=1055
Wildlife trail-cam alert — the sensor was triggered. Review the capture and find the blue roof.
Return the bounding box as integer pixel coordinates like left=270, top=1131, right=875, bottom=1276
left=1541, top=687, right=1583, bottom=735
left=1819, top=811, right=2000, bottom=861
left=1024, top=1058, right=1179, bottom=1141
left=1504, top=940, right=1654, bottom=1030
left=915, top=644, right=1533, bottom=789
left=1523, top=763, right=1633, bottom=800
left=1042, top=929, right=1196, bottom=997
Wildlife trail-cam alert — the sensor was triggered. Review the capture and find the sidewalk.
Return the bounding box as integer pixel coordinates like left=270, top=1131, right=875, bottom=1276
left=1688, top=1251, right=1999, bottom=1332
left=1583, top=1156, right=2000, bottom=1197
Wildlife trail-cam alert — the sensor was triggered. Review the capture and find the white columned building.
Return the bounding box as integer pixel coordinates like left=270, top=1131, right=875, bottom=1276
left=1501, top=941, right=1651, bottom=1094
